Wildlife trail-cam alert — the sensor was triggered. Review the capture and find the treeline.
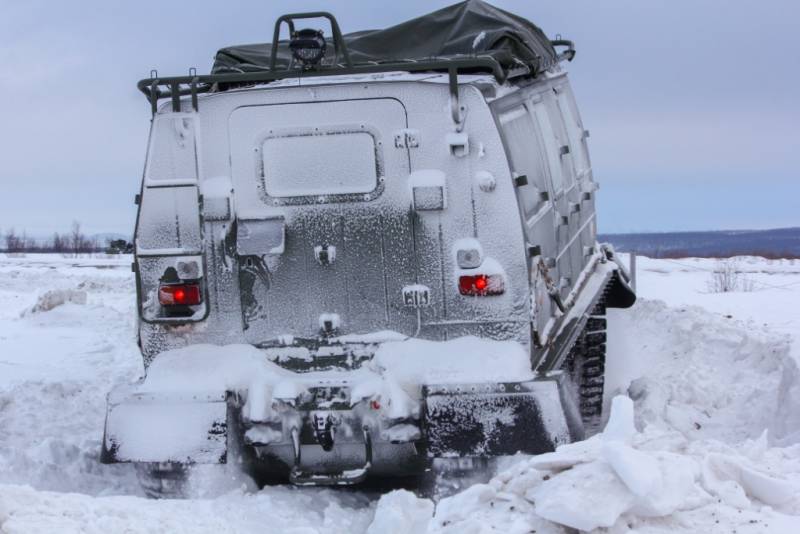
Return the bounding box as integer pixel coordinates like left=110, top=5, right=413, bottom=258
left=1, top=222, right=131, bottom=254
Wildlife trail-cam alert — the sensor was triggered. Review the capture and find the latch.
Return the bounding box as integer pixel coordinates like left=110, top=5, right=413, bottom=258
left=394, top=129, right=420, bottom=149
left=314, top=244, right=336, bottom=266
left=402, top=285, right=431, bottom=308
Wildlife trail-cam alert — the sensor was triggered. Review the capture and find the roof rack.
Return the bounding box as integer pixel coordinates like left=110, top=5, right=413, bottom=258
left=138, top=56, right=507, bottom=114
left=137, top=10, right=575, bottom=123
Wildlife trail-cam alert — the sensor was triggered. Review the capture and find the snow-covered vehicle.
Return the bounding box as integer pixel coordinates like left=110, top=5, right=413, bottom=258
left=101, top=1, right=635, bottom=495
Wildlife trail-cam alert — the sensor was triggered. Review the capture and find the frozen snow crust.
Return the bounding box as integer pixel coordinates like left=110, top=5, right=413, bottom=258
left=138, top=335, right=533, bottom=395
left=116, top=335, right=533, bottom=435
left=1, top=254, right=800, bottom=533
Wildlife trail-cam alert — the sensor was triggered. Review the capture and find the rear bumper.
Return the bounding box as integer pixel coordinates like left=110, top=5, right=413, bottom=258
left=101, top=373, right=582, bottom=482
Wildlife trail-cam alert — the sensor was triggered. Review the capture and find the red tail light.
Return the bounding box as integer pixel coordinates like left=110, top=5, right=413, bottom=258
left=458, top=274, right=504, bottom=296
left=159, top=283, right=202, bottom=306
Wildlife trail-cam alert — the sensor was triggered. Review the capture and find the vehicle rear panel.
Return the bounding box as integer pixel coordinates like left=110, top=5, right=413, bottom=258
left=136, top=79, right=531, bottom=355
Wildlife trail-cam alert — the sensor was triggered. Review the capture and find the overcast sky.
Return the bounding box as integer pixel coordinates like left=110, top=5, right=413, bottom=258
left=0, top=0, right=797, bottom=236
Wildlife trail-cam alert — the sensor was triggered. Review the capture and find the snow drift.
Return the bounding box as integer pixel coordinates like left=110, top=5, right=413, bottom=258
left=425, top=395, right=800, bottom=532
left=1, top=254, right=800, bottom=533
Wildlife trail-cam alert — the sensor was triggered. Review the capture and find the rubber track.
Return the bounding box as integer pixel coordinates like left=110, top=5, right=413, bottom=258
left=564, top=297, right=608, bottom=434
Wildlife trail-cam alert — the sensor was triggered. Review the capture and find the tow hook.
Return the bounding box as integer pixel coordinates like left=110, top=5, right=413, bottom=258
left=312, top=411, right=338, bottom=451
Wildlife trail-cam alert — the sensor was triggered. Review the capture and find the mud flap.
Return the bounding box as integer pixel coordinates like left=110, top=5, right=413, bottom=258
left=100, top=390, right=228, bottom=464
left=605, top=271, right=636, bottom=309
left=422, top=376, right=580, bottom=457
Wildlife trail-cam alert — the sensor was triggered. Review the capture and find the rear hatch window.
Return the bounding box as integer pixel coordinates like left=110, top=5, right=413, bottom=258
left=260, top=127, right=378, bottom=198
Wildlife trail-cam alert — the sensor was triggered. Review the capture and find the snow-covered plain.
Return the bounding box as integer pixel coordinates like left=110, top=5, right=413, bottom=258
left=1, top=253, right=799, bottom=533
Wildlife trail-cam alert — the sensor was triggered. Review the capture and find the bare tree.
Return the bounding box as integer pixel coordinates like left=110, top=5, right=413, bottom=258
left=21, top=231, right=37, bottom=252
left=4, top=228, right=24, bottom=253
left=70, top=221, right=83, bottom=257
left=52, top=233, right=64, bottom=253
left=1, top=224, right=105, bottom=254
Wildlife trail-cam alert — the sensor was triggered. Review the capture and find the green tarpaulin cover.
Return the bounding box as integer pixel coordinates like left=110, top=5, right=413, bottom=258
left=211, top=0, right=558, bottom=78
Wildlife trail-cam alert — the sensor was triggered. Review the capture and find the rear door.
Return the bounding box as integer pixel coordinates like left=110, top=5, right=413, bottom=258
left=228, top=98, right=420, bottom=343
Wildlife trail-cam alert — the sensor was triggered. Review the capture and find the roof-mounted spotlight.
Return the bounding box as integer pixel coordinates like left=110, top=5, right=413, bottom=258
left=289, top=28, right=327, bottom=67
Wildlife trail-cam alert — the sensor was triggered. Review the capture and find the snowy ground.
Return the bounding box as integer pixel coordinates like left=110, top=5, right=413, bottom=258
left=1, top=253, right=799, bottom=533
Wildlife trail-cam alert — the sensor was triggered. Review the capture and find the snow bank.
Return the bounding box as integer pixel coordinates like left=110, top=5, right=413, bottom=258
left=617, top=254, right=800, bottom=445
left=606, top=299, right=798, bottom=445
left=24, top=289, right=87, bottom=314
left=774, top=356, right=800, bottom=445
left=0, top=484, right=375, bottom=533
left=427, top=395, right=800, bottom=532
left=3, top=253, right=800, bottom=533
left=366, top=490, right=433, bottom=534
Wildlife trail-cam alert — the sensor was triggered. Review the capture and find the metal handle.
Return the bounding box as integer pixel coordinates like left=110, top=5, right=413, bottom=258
left=269, top=12, right=352, bottom=71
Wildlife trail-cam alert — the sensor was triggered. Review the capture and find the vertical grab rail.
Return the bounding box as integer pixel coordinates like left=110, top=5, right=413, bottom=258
left=269, top=12, right=353, bottom=71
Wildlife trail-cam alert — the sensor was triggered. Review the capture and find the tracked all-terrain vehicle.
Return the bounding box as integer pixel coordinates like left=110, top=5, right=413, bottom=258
left=101, top=1, right=635, bottom=496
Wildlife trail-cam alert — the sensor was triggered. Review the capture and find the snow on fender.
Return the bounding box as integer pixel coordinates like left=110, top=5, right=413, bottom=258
left=101, top=390, right=228, bottom=464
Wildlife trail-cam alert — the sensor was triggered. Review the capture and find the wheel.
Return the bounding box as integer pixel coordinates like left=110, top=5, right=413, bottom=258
left=135, top=462, right=189, bottom=499
left=564, top=301, right=607, bottom=435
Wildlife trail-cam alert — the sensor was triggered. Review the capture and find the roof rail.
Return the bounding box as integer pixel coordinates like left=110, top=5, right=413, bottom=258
left=137, top=56, right=507, bottom=116
left=137, top=10, right=575, bottom=118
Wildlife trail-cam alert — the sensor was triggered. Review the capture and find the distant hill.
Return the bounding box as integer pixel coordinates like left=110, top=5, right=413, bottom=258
left=599, top=227, right=800, bottom=259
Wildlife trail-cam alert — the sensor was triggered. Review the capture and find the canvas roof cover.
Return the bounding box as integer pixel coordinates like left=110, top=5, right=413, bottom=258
left=211, top=0, right=559, bottom=79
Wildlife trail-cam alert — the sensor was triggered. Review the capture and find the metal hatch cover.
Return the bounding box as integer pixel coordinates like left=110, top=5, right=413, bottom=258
left=229, top=98, right=422, bottom=343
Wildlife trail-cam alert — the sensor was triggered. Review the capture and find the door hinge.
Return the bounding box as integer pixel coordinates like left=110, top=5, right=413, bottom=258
left=394, top=129, right=420, bottom=149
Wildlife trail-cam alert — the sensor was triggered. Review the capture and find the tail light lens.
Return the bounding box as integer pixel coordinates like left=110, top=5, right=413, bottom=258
left=158, top=283, right=202, bottom=306
left=458, top=274, right=504, bottom=296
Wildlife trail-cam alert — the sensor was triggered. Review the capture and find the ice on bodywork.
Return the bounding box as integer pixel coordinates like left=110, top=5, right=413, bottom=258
left=103, top=336, right=539, bottom=463
left=199, top=175, right=234, bottom=221
left=131, top=336, right=533, bottom=395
